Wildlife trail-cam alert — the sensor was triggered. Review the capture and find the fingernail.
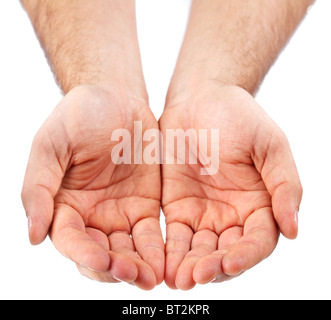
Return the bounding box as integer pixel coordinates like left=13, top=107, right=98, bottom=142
left=294, top=209, right=299, bottom=226
left=77, top=263, right=100, bottom=273
left=128, top=281, right=136, bottom=287
left=113, top=275, right=122, bottom=282
left=210, top=277, right=218, bottom=283
left=27, top=216, right=33, bottom=233
left=211, top=275, right=224, bottom=283
left=86, top=266, right=99, bottom=272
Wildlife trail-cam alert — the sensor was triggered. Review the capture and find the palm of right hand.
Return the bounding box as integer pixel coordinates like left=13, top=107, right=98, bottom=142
left=22, top=85, right=164, bottom=289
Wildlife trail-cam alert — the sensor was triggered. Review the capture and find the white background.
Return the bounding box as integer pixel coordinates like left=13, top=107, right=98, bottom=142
left=0, top=0, right=330, bottom=300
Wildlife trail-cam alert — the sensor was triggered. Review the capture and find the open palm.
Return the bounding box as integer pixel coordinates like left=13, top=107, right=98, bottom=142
left=22, top=85, right=164, bottom=289
left=160, top=85, right=302, bottom=290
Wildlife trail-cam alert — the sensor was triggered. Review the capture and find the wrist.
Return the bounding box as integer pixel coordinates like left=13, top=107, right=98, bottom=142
left=66, top=82, right=149, bottom=114
left=166, top=61, right=260, bottom=109
left=165, top=73, right=248, bottom=110
left=165, top=74, right=256, bottom=111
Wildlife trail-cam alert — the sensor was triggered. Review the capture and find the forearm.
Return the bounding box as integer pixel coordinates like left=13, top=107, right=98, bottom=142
left=21, top=0, right=147, bottom=98
left=168, top=0, right=314, bottom=100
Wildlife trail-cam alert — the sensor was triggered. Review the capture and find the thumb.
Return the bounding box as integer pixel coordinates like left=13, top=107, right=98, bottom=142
left=253, top=124, right=303, bottom=239
left=21, top=121, right=71, bottom=245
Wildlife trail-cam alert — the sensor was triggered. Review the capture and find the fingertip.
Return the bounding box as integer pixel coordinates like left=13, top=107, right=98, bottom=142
left=23, top=185, right=55, bottom=245
left=175, top=274, right=196, bottom=291
left=153, top=247, right=166, bottom=285
left=175, top=259, right=197, bottom=291
left=193, top=255, right=222, bottom=284
left=273, top=186, right=300, bottom=239
left=27, top=214, right=51, bottom=245
left=136, top=245, right=165, bottom=286
left=165, top=280, right=178, bottom=290
left=221, top=254, right=244, bottom=276
left=72, top=244, right=111, bottom=273
left=134, top=265, right=157, bottom=291
left=109, top=252, right=138, bottom=283
left=155, top=265, right=165, bottom=286
left=150, top=252, right=165, bottom=286
left=279, top=209, right=299, bottom=240
left=293, top=209, right=299, bottom=238
left=164, top=269, right=178, bottom=290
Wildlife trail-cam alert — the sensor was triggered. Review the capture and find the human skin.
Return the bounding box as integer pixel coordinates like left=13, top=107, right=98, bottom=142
left=20, top=0, right=164, bottom=290
left=21, top=0, right=314, bottom=291
left=161, top=0, right=313, bottom=290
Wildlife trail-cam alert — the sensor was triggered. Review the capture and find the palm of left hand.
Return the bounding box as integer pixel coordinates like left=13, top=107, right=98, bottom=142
left=160, top=86, right=301, bottom=290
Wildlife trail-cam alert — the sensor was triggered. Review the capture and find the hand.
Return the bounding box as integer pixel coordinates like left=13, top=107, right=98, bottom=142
left=22, top=85, right=164, bottom=290
left=160, top=85, right=302, bottom=290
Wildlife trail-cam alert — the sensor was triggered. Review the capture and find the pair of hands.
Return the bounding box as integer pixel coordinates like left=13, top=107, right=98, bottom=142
left=22, top=84, right=302, bottom=290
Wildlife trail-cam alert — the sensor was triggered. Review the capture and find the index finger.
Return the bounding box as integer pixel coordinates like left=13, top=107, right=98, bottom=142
left=50, top=203, right=138, bottom=281
left=221, top=207, right=279, bottom=276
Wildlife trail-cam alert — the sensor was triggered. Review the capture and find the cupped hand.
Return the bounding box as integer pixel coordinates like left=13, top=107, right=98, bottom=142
left=22, top=85, right=164, bottom=289
left=160, top=85, right=302, bottom=290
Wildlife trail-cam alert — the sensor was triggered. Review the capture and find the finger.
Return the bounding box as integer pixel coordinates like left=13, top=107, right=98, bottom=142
left=85, top=227, right=110, bottom=250
left=193, top=251, right=235, bottom=284
left=132, top=217, right=165, bottom=285
left=76, top=264, right=119, bottom=283
left=76, top=228, right=121, bottom=282
left=50, top=203, right=115, bottom=274
left=253, top=127, right=302, bottom=239
left=109, top=231, right=156, bottom=290
left=193, top=226, right=242, bottom=284
left=75, top=251, right=138, bottom=283
left=22, top=183, right=56, bottom=245
left=21, top=125, right=69, bottom=245
left=165, top=222, right=193, bottom=289
left=221, top=207, right=279, bottom=276
left=176, top=229, right=218, bottom=290
left=270, top=177, right=301, bottom=239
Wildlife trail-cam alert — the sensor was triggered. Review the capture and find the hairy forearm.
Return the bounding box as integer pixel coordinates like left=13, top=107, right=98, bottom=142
left=21, top=0, right=146, bottom=97
left=168, top=0, right=314, bottom=99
